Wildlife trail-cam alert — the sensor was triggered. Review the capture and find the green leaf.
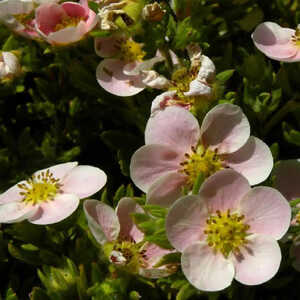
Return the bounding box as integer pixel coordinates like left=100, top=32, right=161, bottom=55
left=216, top=69, right=235, bottom=83
left=154, top=252, right=181, bottom=268
left=176, top=282, right=198, bottom=300
left=282, top=122, right=300, bottom=146
left=5, top=288, right=18, bottom=300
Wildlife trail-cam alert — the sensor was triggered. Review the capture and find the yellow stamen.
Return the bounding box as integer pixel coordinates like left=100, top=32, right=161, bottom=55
left=179, top=144, right=223, bottom=187
left=118, top=39, right=146, bottom=62
left=204, top=209, right=250, bottom=258
left=54, top=16, right=84, bottom=32
left=18, top=169, right=61, bottom=204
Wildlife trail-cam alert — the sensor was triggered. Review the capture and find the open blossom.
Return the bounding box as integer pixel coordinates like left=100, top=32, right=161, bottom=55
left=35, top=0, right=97, bottom=45
left=151, top=44, right=216, bottom=115
left=84, top=197, right=176, bottom=278
left=95, top=34, right=167, bottom=96
left=252, top=22, right=300, bottom=62
left=0, top=51, right=20, bottom=81
left=130, top=103, right=273, bottom=207
left=166, top=169, right=291, bottom=291
left=0, top=0, right=38, bottom=39
left=0, top=162, right=106, bottom=225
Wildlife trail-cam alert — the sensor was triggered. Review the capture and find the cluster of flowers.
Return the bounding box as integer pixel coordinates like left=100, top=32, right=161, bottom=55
left=0, top=0, right=300, bottom=294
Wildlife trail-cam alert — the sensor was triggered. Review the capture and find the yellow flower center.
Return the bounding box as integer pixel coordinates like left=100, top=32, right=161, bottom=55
left=18, top=169, right=61, bottom=204
left=204, top=209, right=250, bottom=258
left=54, top=16, right=84, bottom=32
left=118, top=39, right=146, bottom=62
left=291, top=25, right=300, bottom=46
left=13, top=12, right=34, bottom=27
left=179, top=145, right=224, bottom=187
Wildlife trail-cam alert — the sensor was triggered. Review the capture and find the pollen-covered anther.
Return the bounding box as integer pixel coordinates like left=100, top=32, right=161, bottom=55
left=54, top=16, right=85, bottom=32
left=118, top=39, right=146, bottom=62
left=18, top=169, right=62, bottom=204
left=179, top=145, right=224, bottom=187
left=204, top=209, right=250, bottom=258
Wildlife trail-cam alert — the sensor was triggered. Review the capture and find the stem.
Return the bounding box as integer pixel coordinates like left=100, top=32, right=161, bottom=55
left=192, top=172, right=205, bottom=195
left=262, top=100, right=300, bottom=136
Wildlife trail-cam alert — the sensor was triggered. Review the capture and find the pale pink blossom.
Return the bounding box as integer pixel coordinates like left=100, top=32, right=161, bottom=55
left=150, top=44, right=215, bottom=115
left=0, top=162, right=107, bottom=225
left=35, top=0, right=97, bottom=45
left=0, top=51, right=20, bottom=81
left=252, top=22, right=300, bottom=62
left=130, top=103, right=273, bottom=207
left=0, top=0, right=39, bottom=39
left=166, top=169, right=291, bottom=291
left=84, top=197, right=176, bottom=278
left=95, top=35, right=167, bottom=96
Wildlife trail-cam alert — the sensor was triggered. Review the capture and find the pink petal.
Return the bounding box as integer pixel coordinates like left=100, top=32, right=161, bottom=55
left=199, top=169, right=251, bottom=214
left=239, top=187, right=291, bottom=240
left=35, top=3, right=66, bottom=35
left=200, top=103, right=250, bottom=154
left=252, top=22, right=298, bottom=61
left=46, top=22, right=87, bottom=45
left=130, top=144, right=183, bottom=192
left=183, top=78, right=212, bottom=97
left=234, top=234, right=281, bottom=285
left=35, top=162, right=78, bottom=182
left=94, top=35, right=122, bottom=57
left=0, top=202, right=38, bottom=223
left=83, top=199, right=120, bottom=244
left=61, top=2, right=88, bottom=18
left=145, top=106, right=200, bottom=153
left=150, top=91, right=178, bottom=115
left=182, top=242, right=235, bottom=291
left=146, top=171, right=186, bottom=207
left=0, top=180, right=26, bottom=204
left=273, top=159, right=300, bottom=201
left=116, top=197, right=144, bottom=243
left=224, top=136, right=273, bottom=185
left=96, top=59, right=145, bottom=96
left=61, top=165, right=107, bottom=199
left=166, top=195, right=208, bottom=252
left=29, top=193, right=79, bottom=225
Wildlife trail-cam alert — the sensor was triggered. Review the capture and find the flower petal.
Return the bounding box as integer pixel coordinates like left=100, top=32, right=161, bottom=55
left=224, top=136, right=273, bottom=185
left=200, top=103, right=250, bottom=154
left=94, top=35, right=121, bottom=57
left=183, top=79, right=212, bottom=97
left=0, top=202, right=38, bottom=223
left=130, top=144, right=183, bottom=192
left=61, top=2, right=88, bottom=18
left=145, top=106, right=200, bottom=153
left=182, top=242, right=235, bottom=291
left=151, top=91, right=178, bottom=116
left=166, top=195, right=208, bottom=252
left=234, top=234, right=281, bottom=285
left=83, top=199, right=120, bottom=244
left=0, top=180, right=26, bottom=204
left=61, top=165, right=107, bottom=199
left=273, top=159, right=300, bottom=201
left=146, top=171, right=186, bottom=207
left=116, top=197, right=144, bottom=243
left=239, top=187, right=291, bottom=240
left=35, top=162, right=78, bottom=181
left=29, top=193, right=80, bottom=225
left=252, top=22, right=298, bottom=61
left=96, top=59, right=145, bottom=97
left=199, top=169, right=251, bottom=214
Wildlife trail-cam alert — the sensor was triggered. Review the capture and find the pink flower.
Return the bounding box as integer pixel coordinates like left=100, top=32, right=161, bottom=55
left=166, top=169, right=291, bottom=291
left=150, top=44, right=216, bottom=115
left=0, top=162, right=107, bottom=225
left=0, top=0, right=39, bottom=39
left=130, top=103, right=273, bottom=207
left=84, top=197, right=176, bottom=278
left=95, top=35, right=167, bottom=97
left=252, top=22, right=300, bottom=62
left=35, top=0, right=97, bottom=45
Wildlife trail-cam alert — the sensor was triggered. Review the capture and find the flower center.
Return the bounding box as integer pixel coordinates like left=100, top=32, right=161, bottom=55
left=204, top=209, right=250, bottom=258
left=118, top=39, right=146, bottom=62
left=291, top=25, right=300, bottom=46
left=18, top=169, right=61, bottom=204
left=13, top=12, right=35, bottom=28
left=54, top=16, right=84, bottom=32
left=179, top=145, right=224, bottom=187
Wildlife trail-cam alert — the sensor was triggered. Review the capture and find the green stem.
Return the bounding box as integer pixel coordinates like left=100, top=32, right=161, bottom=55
left=192, top=172, right=205, bottom=195
left=262, top=100, right=300, bottom=136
